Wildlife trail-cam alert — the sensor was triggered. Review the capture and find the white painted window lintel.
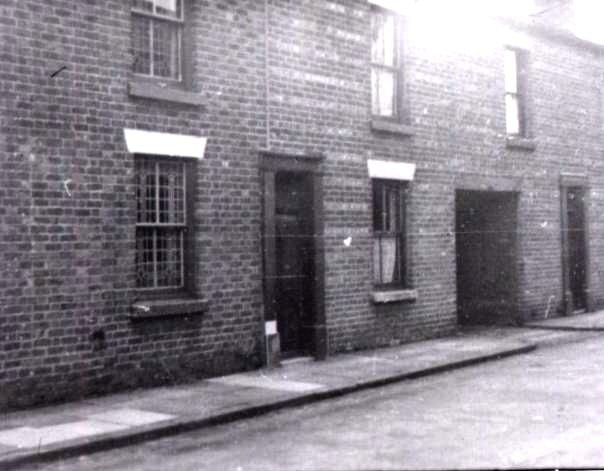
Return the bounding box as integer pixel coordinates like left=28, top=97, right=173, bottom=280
left=124, top=128, right=207, bottom=159
left=368, top=159, right=416, bottom=181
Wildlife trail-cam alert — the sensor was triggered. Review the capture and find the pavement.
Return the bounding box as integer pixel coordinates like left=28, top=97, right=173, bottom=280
left=524, top=310, right=604, bottom=330
left=2, top=310, right=604, bottom=470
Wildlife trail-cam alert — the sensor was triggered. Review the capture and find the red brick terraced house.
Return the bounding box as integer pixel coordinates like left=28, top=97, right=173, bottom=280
left=0, top=0, right=602, bottom=410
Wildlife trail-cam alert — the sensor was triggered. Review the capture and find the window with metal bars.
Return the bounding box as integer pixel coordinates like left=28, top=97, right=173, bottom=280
left=504, top=47, right=528, bottom=137
left=135, top=156, right=187, bottom=289
left=371, top=7, right=400, bottom=119
left=372, top=179, right=407, bottom=288
left=131, top=0, right=183, bottom=81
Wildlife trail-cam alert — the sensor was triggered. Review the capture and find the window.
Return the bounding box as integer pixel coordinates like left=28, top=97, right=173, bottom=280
left=131, top=0, right=183, bottom=81
left=136, top=156, right=188, bottom=289
left=504, top=47, right=527, bottom=136
left=372, top=179, right=407, bottom=288
left=371, top=8, right=399, bottom=118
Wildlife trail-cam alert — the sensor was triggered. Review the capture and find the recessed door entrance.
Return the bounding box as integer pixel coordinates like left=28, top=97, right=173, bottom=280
left=455, top=190, right=519, bottom=325
left=261, top=152, right=326, bottom=364
left=562, top=186, right=588, bottom=313
left=274, top=172, right=314, bottom=356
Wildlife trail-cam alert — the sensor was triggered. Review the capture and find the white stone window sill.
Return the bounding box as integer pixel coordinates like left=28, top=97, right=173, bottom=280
left=370, top=119, right=415, bottom=136
left=506, top=137, right=536, bottom=151
left=371, top=289, right=418, bottom=304
left=128, top=81, right=204, bottom=106
left=130, top=298, right=208, bottom=319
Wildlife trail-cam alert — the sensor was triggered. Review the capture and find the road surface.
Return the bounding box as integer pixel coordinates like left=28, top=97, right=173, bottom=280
left=26, top=335, right=604, bottom=470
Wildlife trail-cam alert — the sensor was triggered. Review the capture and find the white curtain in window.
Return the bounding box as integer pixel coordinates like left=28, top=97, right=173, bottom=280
left=371, top=13, right=395, bottom=66
left=505, top=94, right=520, bottom=135
left=504, top=49, right=518, bottom=93
left=155, top=0, right=177, bottom=13
left=371, top=68, right=395, bottom=117
left=373, top=237, right=397, bottom=284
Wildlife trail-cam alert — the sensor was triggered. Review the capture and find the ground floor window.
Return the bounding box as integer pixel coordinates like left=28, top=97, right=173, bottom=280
left=372, top=179, right=407, bottom=288
left=135, top=156, right=187, bottom=289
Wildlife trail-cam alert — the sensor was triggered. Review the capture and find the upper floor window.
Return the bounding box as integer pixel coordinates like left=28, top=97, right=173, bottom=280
left=504, top=47, right=528, bottom=136
left=372, top=179, right=407, bottom=288
left=131, top=0, right=183, bottom=81
left=136, top=156, right=188, bottom=289
left=371, top=8, right=399, bottom=118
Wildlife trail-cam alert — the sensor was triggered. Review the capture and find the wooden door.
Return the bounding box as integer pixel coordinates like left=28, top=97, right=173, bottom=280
left=566, top=187, right=587, bottom=311
left=274, top=172, right=314, bottom=356
left=455, top=191, right=518, bottom=324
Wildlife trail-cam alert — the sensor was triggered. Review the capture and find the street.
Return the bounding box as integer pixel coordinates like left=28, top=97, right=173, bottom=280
left=25, top=336, right=604, bottom=470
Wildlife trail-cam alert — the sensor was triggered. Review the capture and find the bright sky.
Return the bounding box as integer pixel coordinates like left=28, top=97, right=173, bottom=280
left=369, top=0, right=537, bottom=17
left=371, top=0, right=604, bottom=45
left=570, top=0, right=604, bottom=44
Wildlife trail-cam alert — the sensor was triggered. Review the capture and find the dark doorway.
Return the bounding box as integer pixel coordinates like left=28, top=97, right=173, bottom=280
left=261, top=151, right=326, bottom=364
left=563, top=187, right=587, bottom=312
left=455, top=190, right=519, bottom=325
left=272, top=171, right=315, bottom=356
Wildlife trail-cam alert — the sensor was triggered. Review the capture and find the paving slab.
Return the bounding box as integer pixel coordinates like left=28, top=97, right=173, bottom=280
left=1, top=319, right=600, bottom=470
left=208, top=374, right=325, bottom=393
left=88, top=410, right=175, bottom=428
left=0, top=421, right=131, bottom=450
left=524, top=310, right=604, bottom=330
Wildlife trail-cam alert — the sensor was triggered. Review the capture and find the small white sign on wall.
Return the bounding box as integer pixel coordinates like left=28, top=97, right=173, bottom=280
left=265, top=320, right=277, bottom=336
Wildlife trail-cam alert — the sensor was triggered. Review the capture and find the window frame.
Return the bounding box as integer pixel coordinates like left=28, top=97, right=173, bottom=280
left=370, top=6, right=403, bottom=121
left=372, top=178, right=408, bottom=290
left=504, top=46, right=528, bottom=138
left=131, top=0, right=185, bottom=83
left=134, top=154, right=195, bottom=297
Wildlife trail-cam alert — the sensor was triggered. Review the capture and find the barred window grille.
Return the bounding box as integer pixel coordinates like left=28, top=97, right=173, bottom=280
left=371, top=8, right=398, bottom=118
left=131, top=0, right=183, bottom=80
left=372, top=179, right=406, bottom=287
left=136, top=158, right=186, bottom=289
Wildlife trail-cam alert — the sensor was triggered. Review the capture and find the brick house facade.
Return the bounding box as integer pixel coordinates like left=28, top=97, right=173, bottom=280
left=0, top=0, right=602, bottom=410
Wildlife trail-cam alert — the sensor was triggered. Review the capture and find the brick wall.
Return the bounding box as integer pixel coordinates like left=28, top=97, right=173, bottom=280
left=0, top=0, right=602, bottom=410
left=0, top=0, right=267, bottom=410
left=265, top=1, right=602, bottom=352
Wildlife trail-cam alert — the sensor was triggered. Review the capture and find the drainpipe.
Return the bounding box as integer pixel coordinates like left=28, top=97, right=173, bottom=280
left=262, top=0, right=280, bottom=368
left=264, top=0, right=271, bottom=150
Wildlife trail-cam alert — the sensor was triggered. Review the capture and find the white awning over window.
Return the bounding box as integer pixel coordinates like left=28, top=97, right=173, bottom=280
left=124, top=129, right=207, bottom=159
left=367, top=159, right=416, bottom=181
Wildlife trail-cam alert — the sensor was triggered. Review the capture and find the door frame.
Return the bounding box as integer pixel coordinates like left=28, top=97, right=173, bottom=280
left=560, top=174, right=591, bottom=315
left=260, top=150, right=326, bottom=363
